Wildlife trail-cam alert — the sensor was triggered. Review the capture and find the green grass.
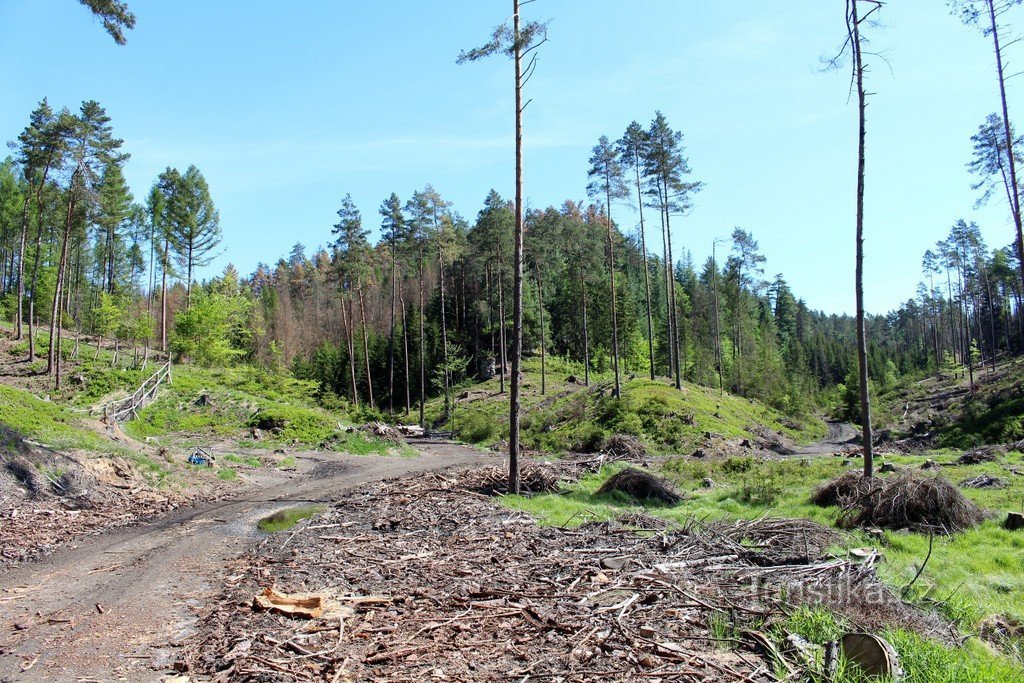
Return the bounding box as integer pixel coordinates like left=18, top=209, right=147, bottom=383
left=774, top=608, right=1023, bottom=682
left=223, top=453, right=263, bottom=468
left=257, top=505, right=326, bottom=532
left=431, top=358, right=825, bottom=454
left=216, top=467, right=237, bottom=481
left=506, top=451, right=1024, bottom=633
left=123, top=363, right=407, bottom=457
left=0, top=383, right=107, bottom=451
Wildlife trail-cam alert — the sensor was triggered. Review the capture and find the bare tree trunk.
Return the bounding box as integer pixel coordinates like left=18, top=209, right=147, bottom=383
left=659, top=186, right=675, bottom=382
left=581, top=269, right=590, bottom=387
left=49, top=185, right=77, bottom=379
left=401, top=294, right=411, bottom=415
left=389, top=243, right=397, bottom=414
left=160, top=236, right=170, bottom=352
left=712, top=247, right=724, bottom=394
left=497, top=246, right=507, bottom=395
left=14, top=196, right=29, bottom=340
left=632, top=162, right=656, bottom=380
left=663, top=180, right=681, bottom=390
left=418, top=248, right=426, bottom=427
left=988, top=0, right=1024, bottom=293
left=509, top=0, right=525, bottom=494
left=850, top=0, right=875, bottom=478
left=343, top=293, right=359, bottom=408
left=438, top=238, right=451, bottom=421
left=605, top=192, right=621, bottom=397
left=357, top=277, right=374, bottom=409
left=536, top=267, right=546, bottom=395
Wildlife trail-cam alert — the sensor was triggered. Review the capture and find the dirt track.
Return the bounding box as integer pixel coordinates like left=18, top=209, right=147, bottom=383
left=790, top=421, right=859, bottom=455
left=0, top=441, right=490, bottom=682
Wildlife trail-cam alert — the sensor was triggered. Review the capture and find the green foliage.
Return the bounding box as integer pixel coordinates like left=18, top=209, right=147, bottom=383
left=0, top=384, right=105, bottom=451
left=457, top=410, right=496, bottom=443
left=171, top=288, right=250, bottom=366
left=883, top=628, right=1023, bottom=683
left=248, top=404, right=335, bottom=443
left=778, top=606, right=847, bottom=645
left=216, top=467, right=237, bottom=481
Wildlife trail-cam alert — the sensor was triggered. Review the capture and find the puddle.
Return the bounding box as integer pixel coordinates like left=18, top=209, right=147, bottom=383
left=257, top=505, right=326, bottom=533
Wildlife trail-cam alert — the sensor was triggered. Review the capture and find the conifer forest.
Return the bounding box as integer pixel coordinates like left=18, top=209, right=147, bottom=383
left=2, top=2, right=1024, bottom=682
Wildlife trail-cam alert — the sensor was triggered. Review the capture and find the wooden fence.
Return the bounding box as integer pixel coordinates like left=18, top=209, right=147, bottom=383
left=103, top=360, right=172, bottom=424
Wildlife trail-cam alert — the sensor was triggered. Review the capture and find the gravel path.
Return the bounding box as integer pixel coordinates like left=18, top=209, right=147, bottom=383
left=0, top=442, right=491, bottom=681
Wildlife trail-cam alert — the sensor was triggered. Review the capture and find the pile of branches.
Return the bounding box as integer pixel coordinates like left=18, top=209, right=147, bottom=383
left=458, top=463, right=562, bottom=495
left=596, top=467, right=682, bottom=504
left=709, top=517, right=843, bottom=567
left=811, top=471, right=874, bottom=508
left=959, top=474, right=1007, bottom=489
left=601, top=434, right=647, bottom=460
left=360, top=422, right=401, bottom=443
left=183, top=470, right=952, bottom=682
left=957, top=446, right=1003, bottom=465
left=838, top=472, right=984, bottom=534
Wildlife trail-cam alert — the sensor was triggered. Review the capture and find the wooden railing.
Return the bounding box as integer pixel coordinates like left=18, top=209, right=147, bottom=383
left=103, top=360, right=172, bottom=424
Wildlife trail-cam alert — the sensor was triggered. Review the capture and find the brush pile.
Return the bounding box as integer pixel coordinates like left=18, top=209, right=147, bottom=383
left=360, top=422, right=402, bottom=443
left=601, top=433, right=647, bottom=460
left=839, top=472, right=984, bottom=533
left=458, top=463, right=562, bottom=495
left=596, top=467, right=682, bottom=504
left=710, top=517, right=842, bottom=566
left=810, top=471, right=874, bottom=508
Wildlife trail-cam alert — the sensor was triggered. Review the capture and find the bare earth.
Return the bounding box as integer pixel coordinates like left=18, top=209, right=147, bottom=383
left=0, top=440, right=490, bottom=682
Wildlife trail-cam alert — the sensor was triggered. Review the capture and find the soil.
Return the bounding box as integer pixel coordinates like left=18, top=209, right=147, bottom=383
left=0, top=439, right=490, bottom=681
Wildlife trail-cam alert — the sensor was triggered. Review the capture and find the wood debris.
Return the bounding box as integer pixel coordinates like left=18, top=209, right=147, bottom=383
left=182, top=468, right=953, bottom=681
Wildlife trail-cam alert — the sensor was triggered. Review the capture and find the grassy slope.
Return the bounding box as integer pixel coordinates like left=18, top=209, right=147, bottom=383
left=877, top=357, right=1024, bottom=448
left=433, top=358, right=825, bottom=453
left=507, top=451, right=1024, bottom=680
left=124, top=363, right=406, bottom=456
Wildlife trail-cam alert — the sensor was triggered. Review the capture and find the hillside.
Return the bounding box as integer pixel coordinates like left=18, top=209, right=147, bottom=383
left=877, top=356, right=1024, bottom=450
left=428, top=358, right=826, bottom=455
left=0, top=327, right=401, bottom=568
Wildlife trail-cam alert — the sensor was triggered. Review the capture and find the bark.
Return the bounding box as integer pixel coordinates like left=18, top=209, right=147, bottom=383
left=605, top=187, right=621, bottom=398
left=160, top=235, right=170, bottom=352
left=15, top=195, right=30, bottom=340
left=663, top=179, right=681, bottom=390
left=401, top=293, right=412, bottom=415
left=536, top=267, right=546, bottom=395
left=657, top=181, right=675, bottom=382
left=712, top=246, right=724, bottom=394
left=581, top=269, right=590, bottom=386
left=632, top=154, right=656, bottom=380
left=357, top=276, right=374, bottom=409
left=438, top=236, right=451, bottom=421
left=389, top=242, right=398, bottom=414
left=509, top=0, right=525, bottom=494
left=496, top=246, right=507, bottom=395
left=987, top=0, right=1024, bottom=294
left=343, top=293, right=359, bottom=407
left=850, top=0, right=875, bottom=477
left=418, top=247, right=426, bottom=427
left=49, top=178, right=78, bottom=379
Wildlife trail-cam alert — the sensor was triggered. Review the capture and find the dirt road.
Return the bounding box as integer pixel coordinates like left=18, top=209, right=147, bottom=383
left=790, top=421, right=859, bottom=455
left=0, top=440, right=490, bottom=682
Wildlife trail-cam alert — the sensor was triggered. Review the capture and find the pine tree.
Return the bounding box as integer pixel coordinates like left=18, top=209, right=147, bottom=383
left=458, top=1, right=548, bottom=494
left=166, top=165, right=220, bottom=306
left=618, top=121, right=657, bottom=380
left=587, top=135, right=629, bottom=397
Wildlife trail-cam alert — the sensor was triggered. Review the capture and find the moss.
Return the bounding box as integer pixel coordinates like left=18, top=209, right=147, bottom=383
left=0, top=384, right=106, bottom=451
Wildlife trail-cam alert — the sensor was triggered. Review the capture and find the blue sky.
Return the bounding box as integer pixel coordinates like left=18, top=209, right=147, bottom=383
left=1, top=1, right=1020, bottom=315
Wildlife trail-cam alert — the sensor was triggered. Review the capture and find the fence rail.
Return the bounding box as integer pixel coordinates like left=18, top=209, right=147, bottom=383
left=103, top=360, right=172, bottom=424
